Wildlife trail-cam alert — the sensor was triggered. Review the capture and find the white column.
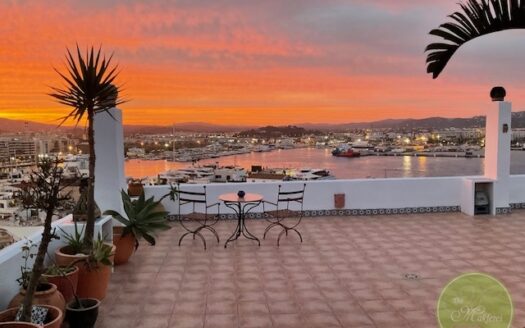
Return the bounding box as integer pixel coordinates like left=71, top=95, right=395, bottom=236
left=94, top=108, right=126, bottom=214
left=484, top=101, right=512, bottom=214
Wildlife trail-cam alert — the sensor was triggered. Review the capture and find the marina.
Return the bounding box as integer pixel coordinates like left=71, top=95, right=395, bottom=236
left=125, top=147, right=525, bottom=180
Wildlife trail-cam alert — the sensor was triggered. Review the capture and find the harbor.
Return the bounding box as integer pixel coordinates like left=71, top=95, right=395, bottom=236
left=125, top=148, right=525, bottom=180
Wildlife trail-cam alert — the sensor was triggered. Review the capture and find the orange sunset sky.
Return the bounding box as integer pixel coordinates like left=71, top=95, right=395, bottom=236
left=1, top=0, right=525, bottom=126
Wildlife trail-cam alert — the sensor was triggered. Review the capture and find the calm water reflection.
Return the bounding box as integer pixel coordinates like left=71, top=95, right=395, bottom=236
left=125, top=148, right=525, bottom=179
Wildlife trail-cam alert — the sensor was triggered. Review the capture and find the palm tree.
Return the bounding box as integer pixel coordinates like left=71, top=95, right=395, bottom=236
left=426, top=0, right=525, bottom=79
left=50, top=46, right=124, bottom=250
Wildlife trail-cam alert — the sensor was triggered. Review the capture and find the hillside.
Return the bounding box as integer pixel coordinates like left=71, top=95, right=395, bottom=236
left=236, top=125, right=320, bottom=138
left=2, top=111, right=525, bottom=134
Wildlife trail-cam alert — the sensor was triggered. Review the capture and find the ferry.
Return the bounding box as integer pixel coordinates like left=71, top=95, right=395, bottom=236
left=332, top=146, right=361, bottom=158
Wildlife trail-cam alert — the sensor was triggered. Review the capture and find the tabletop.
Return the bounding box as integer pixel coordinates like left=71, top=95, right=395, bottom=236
left=219, top=193, right=263, bottom=203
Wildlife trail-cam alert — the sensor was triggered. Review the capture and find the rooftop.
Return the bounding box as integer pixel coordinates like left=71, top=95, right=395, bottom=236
left=96, top=212, right=525, bottom=328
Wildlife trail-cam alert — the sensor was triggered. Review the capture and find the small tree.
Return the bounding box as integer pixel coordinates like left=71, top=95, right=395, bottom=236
left=50, top=46, right=125, bottom=251
left=15, top=158, right=71, bottom=322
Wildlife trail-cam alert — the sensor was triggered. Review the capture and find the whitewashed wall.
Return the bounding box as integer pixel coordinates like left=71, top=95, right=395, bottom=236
left=145, top=177, right=467, bottom=215
left=0, top=216, right=71, bottom=309
left=0, top=215, right=112, bottom=310
left=509, top=175, right=525, bottom=204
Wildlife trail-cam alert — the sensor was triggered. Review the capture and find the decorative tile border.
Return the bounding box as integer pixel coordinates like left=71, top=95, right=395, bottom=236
left=496, top=207, right=512, bottom=214
left=169, top=204, right=521, bottom=219
left=181, top=205, right=463, bottom=220
left=510, top=203, right=525, bottom=209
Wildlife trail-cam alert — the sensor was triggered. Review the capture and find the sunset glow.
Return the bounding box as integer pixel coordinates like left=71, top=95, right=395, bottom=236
left=1, top=0, right=525, bottom=126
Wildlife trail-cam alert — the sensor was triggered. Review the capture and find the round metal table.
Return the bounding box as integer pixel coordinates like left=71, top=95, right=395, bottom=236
left=219, top=193, right=262, bottom=248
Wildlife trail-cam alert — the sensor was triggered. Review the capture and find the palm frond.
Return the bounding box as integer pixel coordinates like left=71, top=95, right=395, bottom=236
left=426, top=0, right=525, bottom=78
left=50, top=45, right=126, bottom=122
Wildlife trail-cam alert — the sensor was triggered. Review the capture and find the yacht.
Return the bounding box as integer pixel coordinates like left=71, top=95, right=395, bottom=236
left=62, top=154, right=89, bottom=179
left=287, top=168, right=335, bottom=181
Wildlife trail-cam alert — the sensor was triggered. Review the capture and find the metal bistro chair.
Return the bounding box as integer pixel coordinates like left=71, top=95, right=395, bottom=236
left=173, top=185, right=220, bottom=250
left=263, top=183, right=306, bottom=246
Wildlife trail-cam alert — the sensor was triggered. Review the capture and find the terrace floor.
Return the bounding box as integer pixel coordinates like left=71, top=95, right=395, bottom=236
left=96, top=212, right=525, bottom=328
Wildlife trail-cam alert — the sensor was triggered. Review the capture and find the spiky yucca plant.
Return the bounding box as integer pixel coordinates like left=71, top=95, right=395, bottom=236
left=426, top=0, right=525, bottom=78
left=50, top=46, right=124, bottom=251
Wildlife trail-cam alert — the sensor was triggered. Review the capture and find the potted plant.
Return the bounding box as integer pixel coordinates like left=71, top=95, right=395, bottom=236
left=104, top=190, right=170, bottom=265
left=65, top=298, right=100, bottom=328
left=8, top=241, right=65, bottom=313
left=127, top=179, right=144, bottom=197
left=0, top=305, right=62, bottom=328
left=2, top=159, right=69, bottom=326
left=41, top=258, right=101, bottom=328
left=75, top=238, right=115, bottom=299
left=50, top=45, right=125, bottom=253
left=41, top=265, right=79, bottom=303
left=54, top=227, right=115, bottom=300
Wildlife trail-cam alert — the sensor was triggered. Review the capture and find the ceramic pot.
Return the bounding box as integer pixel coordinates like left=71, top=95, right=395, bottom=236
left=65, top=298, right=100, bottom=328
left=54, top=246, right=88, bottom=268
left=42, top=266, right=79, bottom=303
left=113, top=227, right=136, bottom=265
left=8, top=283, right=65, bottom=314
left=76, top=244, right=116, bottom=300
left=0, top=323, right=41, bottom=328
left=127, top=183, right=143, bottom=197
left=0, top=305, right=62, bottom=328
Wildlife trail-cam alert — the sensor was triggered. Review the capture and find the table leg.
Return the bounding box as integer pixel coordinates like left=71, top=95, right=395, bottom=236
left=224, top=201, right=261, bottom=248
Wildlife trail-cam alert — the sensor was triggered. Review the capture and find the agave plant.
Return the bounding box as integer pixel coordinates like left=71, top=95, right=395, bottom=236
left=103, top=190, right=170, bottom=248
left=50, top=46, right=125, bottom=250
left=426, top=0, right=525, bottom=78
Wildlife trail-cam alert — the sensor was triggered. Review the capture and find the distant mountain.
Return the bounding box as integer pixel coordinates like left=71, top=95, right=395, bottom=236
left=299, top=111, right=525, bottom=131
left=0, top=118, right=253, bottom=135
left=125, top=122, right=255, bottom=135
left=236, top=125, right=320, bottom=138
left=2, top=111, right=525, bottom=134
left=0, top=118, right=69, bottom=133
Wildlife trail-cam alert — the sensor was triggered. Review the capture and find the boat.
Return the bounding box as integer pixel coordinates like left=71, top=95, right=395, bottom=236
left=332, top=146, right=361, bottom=158
left=158, top=165, right=247, bottom=184
left=287, top=168, right=336, bottom=181
left=62, top=154, right=89, bottom=179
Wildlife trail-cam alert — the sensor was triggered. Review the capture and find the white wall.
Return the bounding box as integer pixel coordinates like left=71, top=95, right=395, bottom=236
left=0, top=215, right=113, bottom=310
left=145, top=177, right=465, bottom=215
left=94, top=108, right=126, bottom=215
left=0, top=216, right=71, bottom=310
left=509, top=175, right=525, bottom=204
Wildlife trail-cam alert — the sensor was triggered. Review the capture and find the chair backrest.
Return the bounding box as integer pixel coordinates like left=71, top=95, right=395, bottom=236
left=174, top=184, right=208, bottom=213
left=277, top=183, right=306, bottom=211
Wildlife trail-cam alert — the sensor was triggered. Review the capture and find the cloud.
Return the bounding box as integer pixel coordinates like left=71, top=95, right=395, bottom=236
left=0, top=0, right=525, bottom=125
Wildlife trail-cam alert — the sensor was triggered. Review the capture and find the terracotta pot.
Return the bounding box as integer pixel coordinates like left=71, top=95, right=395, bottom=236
left=76, top=244, right=116, bottom=300
left=42, top=266, right=79, bottom=303
left=113, top=227, right=136, bottom=265
left=8, top=283, right=65, bottom=314
left=127, top=183, right=143, bottom=197
left=54, top=246, right=88, bottom=268
left=0, top=305, right=62, bottom=328
left=0, top=323, right=41, bottom=328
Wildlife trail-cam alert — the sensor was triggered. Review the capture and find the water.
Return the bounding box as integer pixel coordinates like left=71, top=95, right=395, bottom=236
left=125, top=148, right=525, bottom=179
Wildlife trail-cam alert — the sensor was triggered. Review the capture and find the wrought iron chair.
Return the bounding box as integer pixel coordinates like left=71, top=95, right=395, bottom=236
left=172, top=185, right=220, bottom=250
left=263, top=183, right=306, bottom=246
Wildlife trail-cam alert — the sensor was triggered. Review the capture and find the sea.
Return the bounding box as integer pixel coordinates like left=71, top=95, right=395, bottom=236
left=125, top=148, right=525, bottom=180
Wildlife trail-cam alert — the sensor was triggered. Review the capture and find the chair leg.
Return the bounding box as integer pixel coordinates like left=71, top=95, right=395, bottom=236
left=289, top=227, right=303, bottom=243
left=277, top=228, right=286, bottom=247
left=263, top=222, right=281, bottom=239
left=276, top=226, right=303, bottom=246
left=179, top=231, right=207, bottom=250
left=201, top=225, right=220, bottom=244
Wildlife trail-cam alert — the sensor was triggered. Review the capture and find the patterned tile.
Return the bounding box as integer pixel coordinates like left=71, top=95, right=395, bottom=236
left=98, top=211, right=525, bottom=328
